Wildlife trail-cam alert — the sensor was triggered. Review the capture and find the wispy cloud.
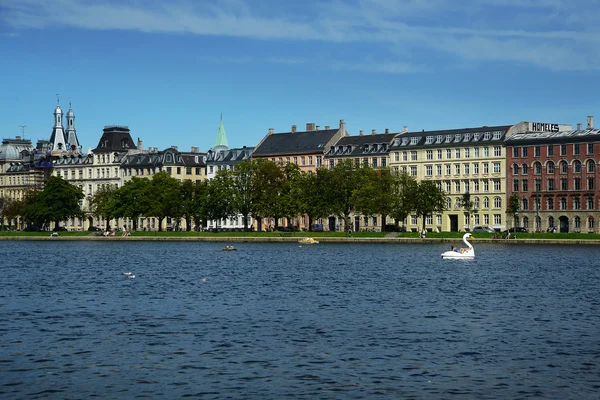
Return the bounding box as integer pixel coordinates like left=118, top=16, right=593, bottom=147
left=2, top=0, right=599, bottom=72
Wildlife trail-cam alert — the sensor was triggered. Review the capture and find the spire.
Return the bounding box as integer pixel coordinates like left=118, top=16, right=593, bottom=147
left=215, top=113, right=228, bottom=147
left=65, top=98, right=80, bottom=152
left=50, top=96, right=67, bottom=153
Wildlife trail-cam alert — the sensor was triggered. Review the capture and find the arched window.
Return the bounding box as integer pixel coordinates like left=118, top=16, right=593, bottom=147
left=523, top=216, right=529, bottom=229
left=560, top=197, right=567, bottom=210
left=483, top=197, right=489, bottom=208
left=494, top=197, right=502, bottom=208
left=522, top=164, right=528, bottom=175
left=535, top=216, right=541, bottom=231
left=522, top=197, right=528, bottom=210
left=575, top=216, right=581, bottom=229
left=512, top=163, right=519, bottom=175
left=588, top=216, right=595, bottom=229
left=446, top=198, right=452, bottom=209
left=574, top=160, right=581, bottom=173
left=474, top=197, right=480, bottom=209
left=547, top=161, right=555, bottom=173
left=588, top=160, right=595, bottom=173
left=534, top=161, right=542, bottom=174
left=561, top=161, right=568, bottom=173
left=548, top=216, right=555, bottom=228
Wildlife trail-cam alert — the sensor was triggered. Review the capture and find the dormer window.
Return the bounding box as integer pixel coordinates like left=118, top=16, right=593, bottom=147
left=445, top=135, right=452, bottom=143
left=401, top=138, right=408, bottom=145
left=346, top=145, right=352, bottom=153
left=410, top=137, right=418, bottom=145
left=474, top=132, right=481, bottom=140
left=436, top=135, right=443, bottom=143
left=484, top=132, right=491, bottom=140
left=493, top=131, right=502, bottom=140
left=454, top=134, right=461, bottom=142
left=425, top=136, right=434, bottom=144
left=363, top=144, right=370, bottom=152
left=464, top=133, right=470, bottom=141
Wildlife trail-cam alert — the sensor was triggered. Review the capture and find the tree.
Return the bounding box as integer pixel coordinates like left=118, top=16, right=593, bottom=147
left=323, top=160, right=365, bottom=233
left=229, top=161, right=256, bottom=231
left=295, top=168, right=330, bottom=231
left=354, top=167, right=397, bottom=231
left=179, top=180, right=196, bottom=231
left=506, top=193, right=521, bottom=231
left=251, top=159, right=284, bottom=231
left=147, top=172, right=182, bottom=231
left=461, top=192, right=475, bottom=231
left=22, top=176, right=84, bottom=229
left=278, top=163, right=303, bottom=230
left=414, top=180, right=447, bottom=231
left=88, top=185, right=118, bottom=230
left=389, top=171, right=417, bottom=232
left=113, top=177, right=151, bottom=231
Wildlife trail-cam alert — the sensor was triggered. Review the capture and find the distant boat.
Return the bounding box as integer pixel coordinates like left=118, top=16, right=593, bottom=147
left=222, top=245, right=237, bottom=251
left=298, top=237, right=319, bottom=244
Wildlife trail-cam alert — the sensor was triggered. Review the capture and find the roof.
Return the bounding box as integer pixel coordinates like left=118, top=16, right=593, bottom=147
left=325, top=133, right=396, bottom=158
left=206, top=146, right=254, bottom=165
left=390, top=125, right=512, bottom=149
left=253, top=128, right=338, bottom=157
left=92, top=126, right=136, bottom=153
left=505, top=129, right=600, bottom=145
left=0, top=137, right=34, bottom=161
left=215, top=117, right=228, bottom=147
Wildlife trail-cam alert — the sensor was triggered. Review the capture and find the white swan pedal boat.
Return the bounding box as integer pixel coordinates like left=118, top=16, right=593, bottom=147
left=441, top=233, right=475, bottom=259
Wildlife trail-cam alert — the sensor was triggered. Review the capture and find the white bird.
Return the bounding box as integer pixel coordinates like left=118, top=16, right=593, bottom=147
left=200, top=278, right=207, bottom=283
left=126, top=274, right=136, bottom=279
left=123, top=272, right=133, bottom=276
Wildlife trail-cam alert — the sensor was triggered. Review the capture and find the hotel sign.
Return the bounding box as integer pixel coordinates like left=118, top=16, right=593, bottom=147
left=529, top=122, right=559, bottom=133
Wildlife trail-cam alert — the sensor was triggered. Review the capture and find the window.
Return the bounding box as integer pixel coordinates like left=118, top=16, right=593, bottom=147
left=484, top=180, right=489, bottom=192
left=425, top=136, right=434, bottom=144
left=455, top=181, right=461, bottom=192
left=574, top=143, right=580, bottom=155
left=522, top=198, right=528, bottom=210
left=589, top=216, right=595, bottom=229
left=588, top=177, right=594, bottom=190
left=426, top=150, right=433, bottom=160
left=587, top=197, right=594, bottom=210
left=574, top=160, right=581, bottom=173
left=474, top=197, right=480, bottom=209
left=410, top=166, right=417, bottom=176
left=411, top=137, right=419, bottom=145
left=548, top=162, right=554, bottom=173
left=484, top=214, right=490, bottom=225
left=494, top=180, right=501, bottom=191
left=465, top=148, right=470, bottom=158
left=294, top=157, right=298, bottom=164
left=548, top=179, right=554, bottom=191
left=513, top=147, right=519, bottom=158
left=493, top=162, right=501, bottom=173
left=560, top=144, right=567, bottom=156
left=464, top=181, right=470, bottom=192
left=561, top=178, right=568, bottom=190
left=547, top=145, right=554, bottom=156
left=535, top=178, right=541, bottom=191
left=446, top=198, right=452, bottom=209
left=494, top=197, right=502, bottom=208
left=436, top=165, right=442, bottom=175
left=587, top=143, right=594, bottom=154
left=455, top=149, right=461, bottom=158
left=483, top=197, right=489, bottom=208
left=464, top=163, right=470, bottom=174
left=446, top=164, right=451, bottom=175
left=561, top=161, right=568, bottom=173
left=534, top=146, right=541, bottom=157
left=445, top=181, right=451, bottom=193
left=426, top=165, right=433, bottom=176
left=381, top=158, right=386, bottom=167
left=177, top=167, right=181, bottom=174
left=494, top=146, right=501, bottom=157
left=513, top=179, right=519, bottom=192
left=513, top=164, right=519, bottom=175
left=522, top=147, right=528, bottom=157
left=446, top=149, right=452, bottom=159
left=560, top=197, right=567, bottom=210
left=473, top=180, right=479, bottom=192
left=308, top=156, right=313, bottom=165
left=494, top=214, right=502, bottom=225
left=473, top=163, right=479, bottom=174
left=588, top=160, right=595, bottom=173
left=483, top=163, right=489, bottom=174
left=455, top=164, right=460, bottom=175
left=410, top=151, right=417, bottom=161
left=484, top=147, right=489, bottom=157
left=534, top=162, right=542, bottom=174
left=402, top=151, right=407, bottom=161
left=574, top=197, right=581, bottom=210
left=437, top=150, right=442, bottom=160
left=394, top=152, right=399, bottom=162
left=474, top=148, right=480, bottom=157
left=186, top=167, right=192, bottom=175
left=301, top=156, right=306, bottom=166
left=522, top=164, right=528, bottom=175
left=574, top=178, right=581, bottom=190
left=372, top=158, right=377, bottom=167
left=547, top=198, right=554, bottom=210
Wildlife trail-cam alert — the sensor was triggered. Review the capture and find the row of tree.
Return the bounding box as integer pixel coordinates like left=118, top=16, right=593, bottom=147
left=1, top=159, right=476, bottom=232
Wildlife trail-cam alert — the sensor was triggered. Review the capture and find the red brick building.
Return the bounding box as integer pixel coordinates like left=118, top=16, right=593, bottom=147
left=505, top=118, right=600, bottom=233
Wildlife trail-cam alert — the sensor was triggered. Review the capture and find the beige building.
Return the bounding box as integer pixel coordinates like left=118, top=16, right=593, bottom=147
left=388, top=125, right=513, bottom=232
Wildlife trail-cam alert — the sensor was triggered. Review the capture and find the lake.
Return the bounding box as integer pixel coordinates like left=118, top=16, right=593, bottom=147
left=1, top=241, right=599, bottom=399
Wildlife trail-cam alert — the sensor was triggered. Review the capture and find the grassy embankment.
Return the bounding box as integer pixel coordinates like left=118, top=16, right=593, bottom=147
left=1, top=230, right=599, bottom=240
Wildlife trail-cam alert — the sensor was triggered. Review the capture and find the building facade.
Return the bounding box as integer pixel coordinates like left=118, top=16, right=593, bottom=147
left=506, top=118, right=599, bottom=233
left=388, top=125, right=512, bottom=232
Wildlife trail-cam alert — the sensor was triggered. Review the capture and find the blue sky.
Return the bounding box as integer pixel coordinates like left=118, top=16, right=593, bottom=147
left=1, top=0, right=599, bottom=153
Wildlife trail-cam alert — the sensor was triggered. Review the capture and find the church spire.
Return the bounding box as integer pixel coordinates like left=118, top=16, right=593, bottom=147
left=50, top=95, right=67, bottom=152
left=214, top=113, right=228, bottom=147
left=65, top=97, right=80, bottom=152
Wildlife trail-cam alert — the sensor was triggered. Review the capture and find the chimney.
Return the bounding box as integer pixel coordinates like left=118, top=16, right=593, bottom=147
left=371, top=129, right=376, bottom=135
left=291, top=125, right=297, bottom=133
left=385, top=128, right=389, bottom=134
left=339, top=119, right=347, bottom=136
left=171, top=145, right=178, bottom=151
left=268, top=128, right=274, bottom=135
left=404, top=126, right=408, bottom=133
left=316, top=125, right=320, bottom=131
left=191, top=146, right=199, bottom=153
left=577, top=123, right=582, bottom=130
left=137, top=137, right=143, bottom=150
left=359, top=130, right=364, bottom=136
left=325, top=125, right=330, bottom=130
left=306, top=123, right=316, bottom=131
left=587, top=116, right=594, bottom=129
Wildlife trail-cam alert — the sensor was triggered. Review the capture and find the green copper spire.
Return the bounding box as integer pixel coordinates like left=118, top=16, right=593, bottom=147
left=215, top=113, right=228, bottom=147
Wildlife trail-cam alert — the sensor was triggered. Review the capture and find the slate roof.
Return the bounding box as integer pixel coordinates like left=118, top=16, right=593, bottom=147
left=505, top=129, right=600, bottom=145
left=325, top=133, right=396, bottom=158
left=92, top=126, right=136, bottom=153
left=206, top=146, right=254, bottom=165
left=252, top=129, right=338, bottom=157
left=389, top=125, right=512, bottom=149
left=120, top=148, right=206, bottom=168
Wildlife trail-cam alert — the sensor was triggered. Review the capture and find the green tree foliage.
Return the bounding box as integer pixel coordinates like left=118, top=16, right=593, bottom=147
left=112, top=177, right=151, bottom=230
left=22, top=176, right=84, bottom=229
left=88, top=185, right=118, bottom=230
left=414, top=180, right=447, bottom=231
left=461, top=191, right=474, bottom=231
left=354, top=167, right=397, bottom=231
left=506, top=193, right=521, bottom=229
left=229, top=161, right=256, bottom=231
left=323, top=160, right=366, bottom=233
left=147, top=172, right=182, bottom=231
left=389, top=171, right=417, bottom=230
left=250, top=159, right=284, bottom=231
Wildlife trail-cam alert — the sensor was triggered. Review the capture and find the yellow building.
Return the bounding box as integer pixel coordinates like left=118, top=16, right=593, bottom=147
left=388, top=125, right=512, bottom=232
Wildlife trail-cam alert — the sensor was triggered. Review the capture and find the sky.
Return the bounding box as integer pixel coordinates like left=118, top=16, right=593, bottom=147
left=1, top=0, right=599, bottom=153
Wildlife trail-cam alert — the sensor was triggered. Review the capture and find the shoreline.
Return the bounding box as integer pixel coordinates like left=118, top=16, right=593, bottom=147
left=1, top=235, right=600, bottom=245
